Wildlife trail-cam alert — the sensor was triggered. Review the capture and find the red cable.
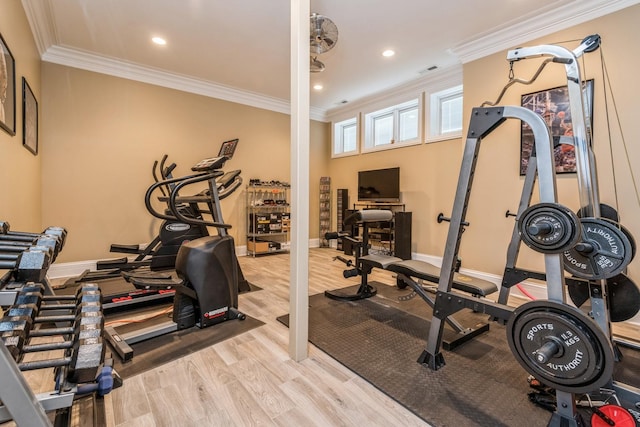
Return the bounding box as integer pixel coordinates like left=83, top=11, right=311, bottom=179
left=516, top=283, right=536, bottom=300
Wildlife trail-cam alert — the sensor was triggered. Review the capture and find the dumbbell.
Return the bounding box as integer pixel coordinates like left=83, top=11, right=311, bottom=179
left=0, top=221, right=67, bottom=249
left=0, top=235, right=62, bottom=261
left=1, top=308, right=103, bottom=357
left=2, top=319, right=106, bottom=383
left=0, top=248, right=51, bottom=283
left=0, top=286, right=105, bottom=383
left=0, top=239, right=57, bottom=260
left=1, top=283, right=102, bottom=340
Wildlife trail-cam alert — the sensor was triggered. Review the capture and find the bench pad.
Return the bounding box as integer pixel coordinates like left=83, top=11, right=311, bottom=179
left=386, top=259, right=498, bottom=297
left=360, top=254, right=403, bottom=269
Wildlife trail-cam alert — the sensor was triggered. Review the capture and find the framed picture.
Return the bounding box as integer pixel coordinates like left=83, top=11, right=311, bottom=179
left=0, top=33, right=15, bottom=136
left=520, top=80, right=594, bottom=175
left=22, top=78, right=38, bottom=155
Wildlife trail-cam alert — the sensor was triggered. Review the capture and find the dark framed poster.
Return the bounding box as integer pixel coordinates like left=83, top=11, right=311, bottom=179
left=0, top=33, right=15, bottom=136
left=520, top=80, right=594, bottom=175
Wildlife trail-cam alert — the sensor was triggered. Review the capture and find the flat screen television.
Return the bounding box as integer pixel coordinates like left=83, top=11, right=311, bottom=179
left=358, top=167, right=400, bottom=202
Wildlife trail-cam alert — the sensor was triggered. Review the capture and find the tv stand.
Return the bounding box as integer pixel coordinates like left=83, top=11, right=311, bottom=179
left=349, top=203, right=411, bottom=259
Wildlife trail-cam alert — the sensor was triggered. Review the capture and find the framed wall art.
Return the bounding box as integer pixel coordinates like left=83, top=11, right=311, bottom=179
left=0, top=33, right=15, bottom=136
left=22, top=77, right=38, bottom=155
left=520, top=79, right=594, bottom=175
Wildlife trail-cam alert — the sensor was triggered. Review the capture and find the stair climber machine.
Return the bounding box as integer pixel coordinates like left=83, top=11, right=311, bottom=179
left=95, top=153, right=207, bottom=274
left=104, top=153, right=247, bottom=362
left=65, top=139, right=250, bottom=311
left=68, top=139, right=241, bottom=284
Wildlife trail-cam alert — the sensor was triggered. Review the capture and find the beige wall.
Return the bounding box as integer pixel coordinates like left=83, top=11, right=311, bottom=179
left=0, top=0, right=42, bottom=231
left=41, top=63, right=330, bottom=263
left=329, top=4, right=640, bottom=280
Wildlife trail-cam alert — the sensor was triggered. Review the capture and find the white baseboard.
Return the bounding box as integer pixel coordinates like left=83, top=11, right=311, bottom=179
left=47, top=260, right=97, bottom=279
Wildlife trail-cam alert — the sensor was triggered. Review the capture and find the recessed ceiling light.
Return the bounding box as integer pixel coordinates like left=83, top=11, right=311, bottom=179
left=382, top=49, right=395, bottom=57
left=152, top=37, right=167, bottom=45
left=313, top=84, right=323, bottom=90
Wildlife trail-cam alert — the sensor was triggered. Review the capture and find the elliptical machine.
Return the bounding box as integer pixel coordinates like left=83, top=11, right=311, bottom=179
left=97, top=154, right=208, bottom=273
left=70, top=139, right=242, bottom=285
left=105, top=153, right=247, bottom=361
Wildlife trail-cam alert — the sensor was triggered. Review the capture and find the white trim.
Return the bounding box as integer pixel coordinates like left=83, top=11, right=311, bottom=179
left=450, top=0, right=640, bottom=64
left=47, top=260, right=97, bottom=279
left=21, top=0, right=57, bottom=56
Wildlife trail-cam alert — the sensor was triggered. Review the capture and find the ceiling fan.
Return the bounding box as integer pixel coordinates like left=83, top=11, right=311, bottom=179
left=310, top=13, right=338, bottom=73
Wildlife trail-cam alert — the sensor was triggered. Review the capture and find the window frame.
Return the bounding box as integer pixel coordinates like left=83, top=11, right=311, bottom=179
left=426, top=84, right=463, bottom=143
left=362, top=97, right=422, bottom=153
left=331, top=116, right=359, bottom=158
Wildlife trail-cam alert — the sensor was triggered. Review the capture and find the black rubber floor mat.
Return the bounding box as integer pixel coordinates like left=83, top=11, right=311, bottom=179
left=278, top=283, right=640, bottom=427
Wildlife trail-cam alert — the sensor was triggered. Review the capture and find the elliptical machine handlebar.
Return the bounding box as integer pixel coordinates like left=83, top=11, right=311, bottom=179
left=145, top=172, right=205, bottom=221
left=144, top=172, right=230, bottom=229
left=168, top=172, right=231, bottom=229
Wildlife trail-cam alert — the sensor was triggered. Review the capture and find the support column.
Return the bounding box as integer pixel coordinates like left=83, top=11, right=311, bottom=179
left=289, top=0, right=310, bottom=361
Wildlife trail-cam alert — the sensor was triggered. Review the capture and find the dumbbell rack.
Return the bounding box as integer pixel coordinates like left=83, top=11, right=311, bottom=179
left=0, top=282, right=115, bottom=426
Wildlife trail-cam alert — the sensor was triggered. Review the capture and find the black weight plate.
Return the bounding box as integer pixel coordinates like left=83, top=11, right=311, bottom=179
left=575, top=204, right=636, bottom=261
left=562, top=218, right=633, bottom=280
left=576, top=203, right=619, bottom=222
left=566, top=273, right=640, bottom=322
left=608, top=273, right=640, bottom=322
left=506, top=300, right=614, bottom=394
left=619, top=223, right=637, bottom=262
left=519, top=203, right=581, bottom=254
left=567, top=281, right=590, bottom=308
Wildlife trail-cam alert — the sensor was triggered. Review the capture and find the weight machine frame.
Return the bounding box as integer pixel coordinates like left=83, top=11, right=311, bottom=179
left=421, top=35, right=640, bottom=426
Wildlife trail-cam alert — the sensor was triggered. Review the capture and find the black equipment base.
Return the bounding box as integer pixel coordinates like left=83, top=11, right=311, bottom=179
left=324, top=283, right=377, bottom=301
left=277, top=282, right=640, bottom=427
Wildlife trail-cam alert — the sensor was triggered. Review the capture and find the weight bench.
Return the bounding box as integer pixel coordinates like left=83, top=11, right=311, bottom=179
left=359, top=253, right=498, bottom=350
left=324, top=210, right=396, bottom=301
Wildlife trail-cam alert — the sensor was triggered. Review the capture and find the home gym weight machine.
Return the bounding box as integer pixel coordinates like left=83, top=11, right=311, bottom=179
left=104, top=154, right=247, bottom=362
left=418, top=35, right=639, bottom=426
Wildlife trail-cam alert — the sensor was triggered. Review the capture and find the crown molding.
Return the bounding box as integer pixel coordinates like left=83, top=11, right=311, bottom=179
left=41, top=45, right=328, bottom=121
left=21, top=0, right=58, bottom=55
left=451, top=0, right=640, bottom=64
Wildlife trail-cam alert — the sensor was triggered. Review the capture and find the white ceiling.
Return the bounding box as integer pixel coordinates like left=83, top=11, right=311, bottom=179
left=21, top=0, right=639, bottom=121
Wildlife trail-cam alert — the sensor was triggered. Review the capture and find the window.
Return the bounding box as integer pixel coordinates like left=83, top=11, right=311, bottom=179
left=428, top=85, right=463, bottom=141
left=364, top=98, right=420, bottom=151
left=333, top=117, right=358, bottom=157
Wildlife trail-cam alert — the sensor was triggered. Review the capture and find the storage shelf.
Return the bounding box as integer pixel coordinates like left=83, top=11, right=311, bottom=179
left=246, top=182, right=290, bottom=257
left=247, top=232, right=288, bottom=237
left=319, top=177, right=331, bottom=247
